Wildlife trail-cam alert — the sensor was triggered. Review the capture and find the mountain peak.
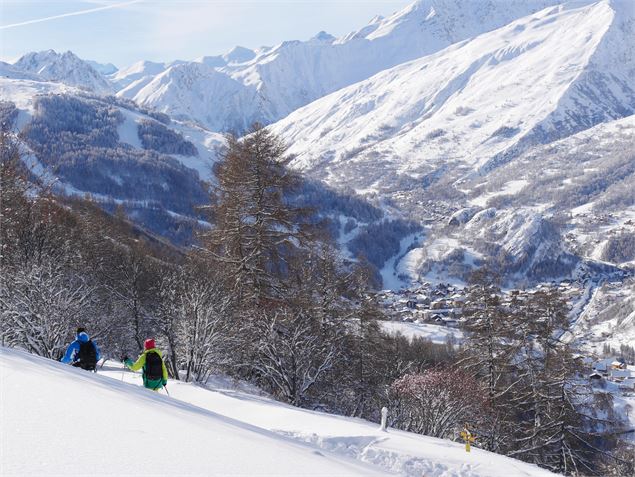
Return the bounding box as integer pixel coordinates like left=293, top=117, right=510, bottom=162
left=311, top=31, right=336, bottom=43
left=13, top=49, right=113, bottom=95
left=86, top=59, right=118, bottom=76
left=222, top=46, right=256, bottom=64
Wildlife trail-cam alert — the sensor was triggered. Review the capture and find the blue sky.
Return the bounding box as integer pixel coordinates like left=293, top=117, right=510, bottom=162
left=1, top=0, right=412, bottom=68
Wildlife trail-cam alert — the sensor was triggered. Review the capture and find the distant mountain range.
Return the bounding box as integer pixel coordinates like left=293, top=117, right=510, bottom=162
left=5, top=0, right=565, bottom=132
left=1, top=0, right=633, bottom=290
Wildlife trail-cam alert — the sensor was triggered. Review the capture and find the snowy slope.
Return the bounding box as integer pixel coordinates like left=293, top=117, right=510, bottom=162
left=0, top=347, right=557, bottom=477
left=0, top=347, right=387, bottom=476
left=463, top=114, right=635, bottom=264
left=567, top=279, right=635, bottom=356
left=0, top=74, right=224, bottom=242
left=0, top=61, right=42, bottom=82
left=12, top=50, right=114, bottom=95
left=371, top=116, right=634, bottom=286
left=110, top=59, right=179, bottom=92
left=380, top=321, right=464, bottom=344
left=271, top=0, right=634, bottom=188
left=123, top=61, right=263, bottom=132
left=118, top=0, right=563, bottom=131
left=0, top=75, right=222, bottom=181
left=86, top=59, right=118, bottom=76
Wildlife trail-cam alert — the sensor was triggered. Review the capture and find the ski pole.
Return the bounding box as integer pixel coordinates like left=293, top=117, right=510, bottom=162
left=163, top=384, right=170, bottom=396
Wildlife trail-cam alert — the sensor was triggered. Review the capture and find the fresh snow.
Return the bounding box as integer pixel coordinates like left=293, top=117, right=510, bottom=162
left=270, top=0, right=634, bottom=192
left=469, top=180, right=529, bottom=207
left=0, top=347, right=558, bottom=477
left=115, top=0, right=565, bottom=132
left=380, top=233, right=422, bottom=289
left=380, top=321, right=464, bottom=344
left=12, top=50, right=114, bottom=95
left=0, top=348, right=386, bottom=477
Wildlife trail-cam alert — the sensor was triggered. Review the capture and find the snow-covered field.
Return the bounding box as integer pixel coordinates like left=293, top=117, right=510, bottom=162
left=380, top=320, right=464, bottom=344
left=1, top=347, right=557, bottom=477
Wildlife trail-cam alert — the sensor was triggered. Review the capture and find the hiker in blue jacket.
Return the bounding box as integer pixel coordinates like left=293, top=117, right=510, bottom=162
left=61, top=327, right=101, bottom=371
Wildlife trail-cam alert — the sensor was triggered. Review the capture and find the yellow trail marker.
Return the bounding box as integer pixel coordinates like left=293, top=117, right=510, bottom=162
left=460, top=429, right=476, bottom=453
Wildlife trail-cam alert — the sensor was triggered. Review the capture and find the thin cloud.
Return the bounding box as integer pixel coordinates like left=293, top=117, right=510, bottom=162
left=0, top=0, right=144, bottom=30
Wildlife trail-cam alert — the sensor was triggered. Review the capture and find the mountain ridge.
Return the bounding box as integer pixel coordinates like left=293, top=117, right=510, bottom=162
left=110, top=0, right=565, bottom=132
left=270, top=0, right=634, bottom=185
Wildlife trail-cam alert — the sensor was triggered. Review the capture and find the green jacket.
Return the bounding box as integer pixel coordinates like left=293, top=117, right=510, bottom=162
left=125, top=349, right=168, bottom=390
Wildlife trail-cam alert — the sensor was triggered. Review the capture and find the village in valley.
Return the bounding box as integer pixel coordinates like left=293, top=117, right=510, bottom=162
left=375, top=279, right=635, bottom=393
left=591, top=358, right=635, bottom=392
left=375, top=279, right=584, bottom=335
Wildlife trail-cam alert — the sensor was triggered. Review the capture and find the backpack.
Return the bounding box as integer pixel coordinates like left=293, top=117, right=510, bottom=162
left=144, top=351, right=163, bottom=381
left=77, top=340, right=97, bottom=370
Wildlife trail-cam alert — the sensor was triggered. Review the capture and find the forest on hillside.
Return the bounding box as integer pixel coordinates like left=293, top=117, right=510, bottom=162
left=1, top=127, right=633, bottom=476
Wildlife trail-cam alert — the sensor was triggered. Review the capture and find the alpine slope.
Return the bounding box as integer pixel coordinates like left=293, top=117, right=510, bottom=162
left=270, top=0, right=635, bottom=189
left=0, top=347, right=558, bottom=477
left=111, top=0, right=567, bottom=132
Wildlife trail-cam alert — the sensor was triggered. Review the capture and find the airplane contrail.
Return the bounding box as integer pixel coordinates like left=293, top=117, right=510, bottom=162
left=0, top=0, right=144, bottom=30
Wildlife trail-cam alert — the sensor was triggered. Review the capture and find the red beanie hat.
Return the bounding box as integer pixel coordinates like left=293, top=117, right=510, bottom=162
left=144, top=338, right=156, bottom=350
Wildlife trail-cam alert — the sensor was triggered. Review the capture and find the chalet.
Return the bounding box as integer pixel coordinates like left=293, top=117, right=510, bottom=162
left=424, top=309, right=453, bottom=319
left=610, top=368, right=633, bottom=383
left=442, top=317, right=459, bottom=328
left=431, top=300, right=447, bottom=310
left=611, top=360, right=627, bottom=370
left=450, top=294, right=466, bottom=307
left=593, top=358, right=618, bottom=376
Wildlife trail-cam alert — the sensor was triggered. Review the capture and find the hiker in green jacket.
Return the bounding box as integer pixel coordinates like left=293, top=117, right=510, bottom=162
left=124, top=338, right=168, bottom=391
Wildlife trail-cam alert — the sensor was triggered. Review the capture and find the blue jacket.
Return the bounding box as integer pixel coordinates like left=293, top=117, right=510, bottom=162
left=61, top=332, right=101, bottom=364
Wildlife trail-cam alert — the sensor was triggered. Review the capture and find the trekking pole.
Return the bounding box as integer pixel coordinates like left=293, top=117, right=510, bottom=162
left=120, top=355, right=126, bottom=382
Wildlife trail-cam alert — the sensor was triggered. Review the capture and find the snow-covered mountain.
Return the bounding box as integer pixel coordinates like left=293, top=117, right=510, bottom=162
left=110, top=59, right=176, bottom=90
left=118, top=61, right=263, bottom=132
left=12, top=50, right=114, bottom=95
left=462, top=114, right=635, bottom=263
left=3, top=0, right=633, bottom=290
left=116, top=0, right=564, bottom=131
left=0, top=61, right=43, bottom=82
left=86, top=59, right=118, bottom=76
left=1, top=347, right=559, bottom=477
left=0, top=72, right=401, bottom=251
left=271, top=0, right=634, bottom=187
left=363, top=113, right=634, bottom=287
left=0, top=72, right=223, bottom=242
